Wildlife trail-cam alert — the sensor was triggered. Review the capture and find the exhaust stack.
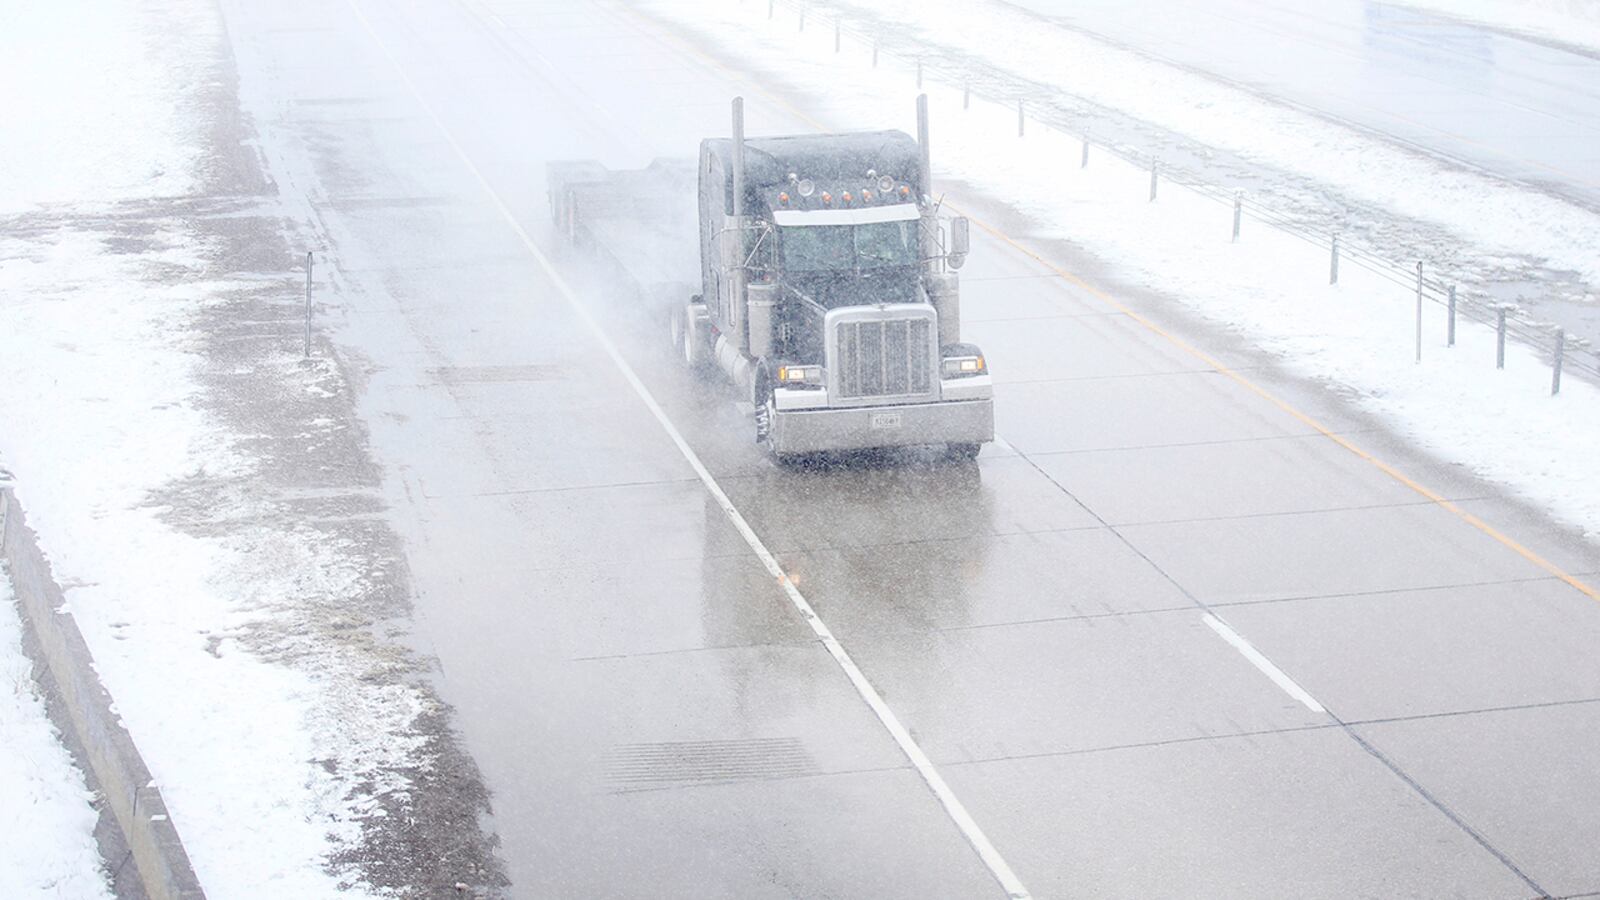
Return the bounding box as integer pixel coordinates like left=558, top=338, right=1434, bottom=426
left=916, top=93, right=931, bottom=201
left=916, top=93, right=961, bottom=345
left=728, top=97, right=750, bottom=353
left=732, top=97, right=746, bottom=218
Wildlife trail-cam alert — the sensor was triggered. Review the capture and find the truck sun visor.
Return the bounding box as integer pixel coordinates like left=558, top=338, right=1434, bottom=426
left=772, top=204, right=921, bottom=227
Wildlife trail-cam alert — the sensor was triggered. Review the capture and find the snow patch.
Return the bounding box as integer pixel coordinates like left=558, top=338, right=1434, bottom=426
left=1395, top=0, right=1600, bottom=53
left=0, top=0, right=210, bottom=214
left=0, top=223, right=372, bottom=897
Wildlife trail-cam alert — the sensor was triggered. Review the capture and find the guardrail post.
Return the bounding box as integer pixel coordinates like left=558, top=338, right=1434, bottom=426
left=963, top=83, right=970, bottom=109
left=1329, top=234, right=1339, bottom=284
left=768, top=0, right=774, bottom=19
left=1553, top=328, right=1565, bottom=395
left=916, top=59, right=923, bottom=88
left=1414, top=261, right=1423, bottom=364
left=1149, top=160, right=1158, bottom=201
left=1447, top=285, right=1456, bottom=347
left=1017, top=100, right=1025, bottom=137
left=1496, top=309, right=1507, bottom=369
left=1232, top=191, right=1242, bottom=242
left=304, top=251, right=313, bottom=358
left=872, top=41, right=878, bottom=67
left=834, top=19, right=840, bottom=52
left=1081, top=134, right=1089, bottom=168
left=798, top=7, right=805, bottom=31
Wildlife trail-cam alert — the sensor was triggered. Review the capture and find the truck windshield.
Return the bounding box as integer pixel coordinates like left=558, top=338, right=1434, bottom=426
left=781, top=222, right=917, bottom=272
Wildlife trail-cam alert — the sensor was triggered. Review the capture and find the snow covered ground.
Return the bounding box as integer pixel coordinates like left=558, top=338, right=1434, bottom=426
left=0, top=1, right=492, bottom=896
left=0, top=1, right=199, bottom=215
left=639, top=0, right=1600, bottom=540
left=0, top=566, right=113, bottom=900
left=1397, top=0, right=1600, bottom=52
left=784, top=0, right=1600, bottom=316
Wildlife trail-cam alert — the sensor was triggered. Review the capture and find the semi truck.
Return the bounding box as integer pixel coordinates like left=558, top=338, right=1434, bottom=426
left=549, top=95, right=993, bottom=462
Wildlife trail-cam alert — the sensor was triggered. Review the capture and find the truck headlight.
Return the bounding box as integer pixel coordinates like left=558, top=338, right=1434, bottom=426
left=777, top=364, right=824, bottom=387
left=941, top=355, right=986, bottom=378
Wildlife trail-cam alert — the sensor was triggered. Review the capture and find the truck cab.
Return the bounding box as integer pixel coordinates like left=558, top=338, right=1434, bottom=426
left=553, top=96, right=994, bottom=462
left=688, top=106, right=995, bottom=461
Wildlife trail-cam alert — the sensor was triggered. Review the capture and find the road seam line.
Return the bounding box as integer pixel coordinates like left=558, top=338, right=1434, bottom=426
left=346, top=3, right=1031, bottom=897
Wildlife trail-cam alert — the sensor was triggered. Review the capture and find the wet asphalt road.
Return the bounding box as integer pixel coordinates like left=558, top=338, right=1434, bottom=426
left=222, top=0, right=1600, bottom=896
left=1005, top=0, right=1600, bottom=210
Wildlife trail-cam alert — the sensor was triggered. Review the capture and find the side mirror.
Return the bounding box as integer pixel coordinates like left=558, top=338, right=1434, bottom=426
left=948, top=217, right=970, bottom=270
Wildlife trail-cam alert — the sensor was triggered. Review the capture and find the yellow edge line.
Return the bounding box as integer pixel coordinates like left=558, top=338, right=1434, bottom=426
left=962, top=214, right=1600, bottom=602
left=610, top=1, right=1600, bottom=603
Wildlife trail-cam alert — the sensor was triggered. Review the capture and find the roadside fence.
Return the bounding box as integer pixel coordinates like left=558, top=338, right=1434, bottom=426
left=751, top=0, right=1597, bottom=395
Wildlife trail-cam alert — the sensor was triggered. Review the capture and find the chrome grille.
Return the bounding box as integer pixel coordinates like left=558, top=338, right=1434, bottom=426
left=835, top=317, right=932, bottom=399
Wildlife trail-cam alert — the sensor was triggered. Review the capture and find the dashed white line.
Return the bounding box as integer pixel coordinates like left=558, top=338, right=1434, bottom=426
left=1203, top=613, right=1327, bottom=714
left=346, top=3, right=1032, bottom=896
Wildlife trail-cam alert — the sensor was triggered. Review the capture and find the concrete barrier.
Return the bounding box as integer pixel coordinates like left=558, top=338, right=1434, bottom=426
left=1, top=486, right=205, bottom=900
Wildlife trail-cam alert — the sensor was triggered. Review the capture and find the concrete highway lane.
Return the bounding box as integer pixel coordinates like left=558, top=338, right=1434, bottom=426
left=221, top=0, right=1600, bottom=895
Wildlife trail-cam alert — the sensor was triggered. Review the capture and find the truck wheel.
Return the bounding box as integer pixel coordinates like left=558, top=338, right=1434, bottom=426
left=670, top=304, right=698, bottom=369
left=673, top=302, right=710, bottom=372
left=753, top=366, right=774, bottom=445
left=947, top=442, right=982, bottom=461
left=668, top=304, right=686, bottom=360
left=682, top=314, right=700, bottom=368
left=755, top=395, right=775, bottom=446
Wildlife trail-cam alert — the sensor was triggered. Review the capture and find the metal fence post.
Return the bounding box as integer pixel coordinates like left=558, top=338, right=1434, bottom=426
left=1149, top=160, right=1158, bottom=201
left=798, top=7, right=805, bottom=31
left=872, top=42, right=878, bottom=67
left=834, top=19, right=840, bottom=52
left=1447, top=285, right=1456, bottom=347
left=1329, top=234, right=1339, bottom=284
left=916, top=59, right=922, bottom=88
left=1553, top=328, right=1565, bottom=395
left=1232, top=192, right=1242, bottom=243
left=1414, top=259, right=1427, bottom=360
left=963, top=84, right=970, bottom=109
left=768, top=0, right=774, bottom=19
left=303, top=250, right=313, bottom=358
left=1496, top=309, right=1507, bottom=369
left=1081, top=134, right=1089, bottom=168
left=1017, top=100, right=1025, bottom=137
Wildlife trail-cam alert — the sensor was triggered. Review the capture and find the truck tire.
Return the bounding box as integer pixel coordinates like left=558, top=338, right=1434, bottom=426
left=753, top=363, right=802, bottom=465
left=753, top=364, right=774, bottom=445
left=668, top=304, right=686, bottom=360
left=671, top=302, right=712, bottom=374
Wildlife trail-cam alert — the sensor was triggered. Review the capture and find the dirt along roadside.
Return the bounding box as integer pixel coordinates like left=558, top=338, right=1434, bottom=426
left=0, top=0, right=506, bottom=894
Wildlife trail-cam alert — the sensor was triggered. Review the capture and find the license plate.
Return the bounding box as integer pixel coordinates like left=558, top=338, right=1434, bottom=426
left=870, top=412, right=903, bottom=430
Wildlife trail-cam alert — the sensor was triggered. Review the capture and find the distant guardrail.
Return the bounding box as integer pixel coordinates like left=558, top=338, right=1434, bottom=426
left=758, top=0, right=1599, bottom=394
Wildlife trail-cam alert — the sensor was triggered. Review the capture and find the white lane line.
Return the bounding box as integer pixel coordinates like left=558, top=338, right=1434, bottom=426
left=346, top=4, right=1031, bottom=897
left=1202, top=614, right=1327, bottom=714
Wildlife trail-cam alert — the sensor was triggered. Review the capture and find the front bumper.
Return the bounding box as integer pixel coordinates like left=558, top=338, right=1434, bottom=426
left=768, top=398, right=994, bottom=455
